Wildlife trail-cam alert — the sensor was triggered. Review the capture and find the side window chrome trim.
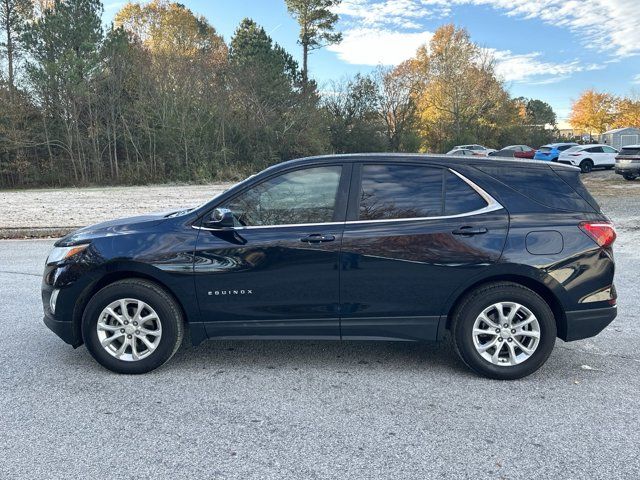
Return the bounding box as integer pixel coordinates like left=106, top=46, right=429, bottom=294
left=193, top=168, right=503, bottom=230
left=348, top=167, right=503, bottom=225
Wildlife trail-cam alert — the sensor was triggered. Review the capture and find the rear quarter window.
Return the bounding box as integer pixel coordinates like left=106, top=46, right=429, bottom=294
left=475, top=165, right=598, bottom=212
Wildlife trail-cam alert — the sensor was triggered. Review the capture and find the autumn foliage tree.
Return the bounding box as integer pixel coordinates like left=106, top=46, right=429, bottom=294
left=613, top=96, right=640, bottom=129
left=569, top=90, right=616, bottom=137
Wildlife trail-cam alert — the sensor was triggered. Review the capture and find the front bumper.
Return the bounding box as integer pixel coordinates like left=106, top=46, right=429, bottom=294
left=43, top=312, right=82, bottom=347
left=563, top=306, right=617, bottom=342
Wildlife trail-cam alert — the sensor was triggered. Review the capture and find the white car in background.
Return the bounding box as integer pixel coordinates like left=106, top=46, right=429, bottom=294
left=450, top=144, right=496, bottom=156
left=558, top=144, right=618, bottom=173
left=445, top=148, right=483, bottom=156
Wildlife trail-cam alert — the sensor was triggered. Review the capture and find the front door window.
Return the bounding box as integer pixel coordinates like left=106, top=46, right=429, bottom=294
left=222, top=166, right=342, bottom=226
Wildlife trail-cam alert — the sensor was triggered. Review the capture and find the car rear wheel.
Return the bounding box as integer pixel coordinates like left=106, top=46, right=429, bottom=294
left=579, top=159, right=593, bottom=173
left=451, top=282, right=556, bottom=380
left=82, top=279, right=184, bottom=374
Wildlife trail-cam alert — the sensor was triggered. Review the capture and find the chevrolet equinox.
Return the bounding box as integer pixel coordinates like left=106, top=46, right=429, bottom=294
left=42, top=154, right=617, bottom=379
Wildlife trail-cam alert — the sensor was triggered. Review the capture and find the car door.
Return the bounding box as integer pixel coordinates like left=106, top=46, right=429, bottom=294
left=339, top=162, right=508, bottom=342
left=602, top=146, right=618, bottom=165
left=193, top=163, right=350, bottom=339
left=586, top=146, right=605, bottom=165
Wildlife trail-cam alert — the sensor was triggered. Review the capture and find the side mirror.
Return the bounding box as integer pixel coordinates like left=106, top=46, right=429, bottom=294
left=204, top=208, right=235, bottom=230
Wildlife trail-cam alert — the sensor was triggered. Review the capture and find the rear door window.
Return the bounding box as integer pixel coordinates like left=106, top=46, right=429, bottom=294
left=359, top=165, right=443, bottom=220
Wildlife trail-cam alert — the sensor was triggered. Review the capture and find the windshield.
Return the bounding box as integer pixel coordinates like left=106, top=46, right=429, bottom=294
left=620, top=147, right=640, bottom=155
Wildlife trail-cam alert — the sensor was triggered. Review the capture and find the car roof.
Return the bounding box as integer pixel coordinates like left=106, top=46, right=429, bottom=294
left=621, top=144, right=640, bottom=148
left=272, top=153, right=580, bottom=172
left=544, top=142, right=578, bottom=147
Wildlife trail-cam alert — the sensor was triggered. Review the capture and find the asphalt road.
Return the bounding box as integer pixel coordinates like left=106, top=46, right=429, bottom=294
left=1, top=227, right=639, bottom=478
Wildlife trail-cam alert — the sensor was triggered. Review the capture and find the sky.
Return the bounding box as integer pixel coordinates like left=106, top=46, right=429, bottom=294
left=104, top=0, right=640, bottom=126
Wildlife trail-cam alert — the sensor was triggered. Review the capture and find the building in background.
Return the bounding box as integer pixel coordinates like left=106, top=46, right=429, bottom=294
left=600, top=127, right=640, bottom=149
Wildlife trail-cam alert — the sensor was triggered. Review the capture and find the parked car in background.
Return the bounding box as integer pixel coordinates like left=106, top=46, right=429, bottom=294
left=614, top=144, right=640, bottom=180
left=534, top=143, right=579, bottom=162
left=558, top=144, right=618, bottom=173
left=503, top=145, right=536, bottom=159
left=488, top=148, right=517, bottom=158
left=451, top=144, right=496, bottom=156
left=446, top=148, right=483, bottom=156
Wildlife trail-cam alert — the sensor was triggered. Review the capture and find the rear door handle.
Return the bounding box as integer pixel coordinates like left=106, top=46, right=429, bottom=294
left=300, top=234, right=335, bottom=243
left=452, top=226, right=488, bottom=236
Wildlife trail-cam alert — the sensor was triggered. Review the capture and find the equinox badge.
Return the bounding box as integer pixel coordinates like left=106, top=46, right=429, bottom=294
left=208, top=289, right=253, bottom=296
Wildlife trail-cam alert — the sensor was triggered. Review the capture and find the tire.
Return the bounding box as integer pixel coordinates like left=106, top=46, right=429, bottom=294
left=623, top=173, right=638, bottom=181
left=605, top=166, right=614, bottom=170
left=451, top=282, right=557, bottom=380
left=82, top=279, right=184, bottom=374
left=579, top=159, right=593, bottom=173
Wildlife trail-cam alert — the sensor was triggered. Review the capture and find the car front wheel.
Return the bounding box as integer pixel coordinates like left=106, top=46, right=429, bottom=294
left=623, top=173, right=637, bottom=181
left=82, top=279, right=184, bottom=374
left=451, top=282, right=556, bottom=380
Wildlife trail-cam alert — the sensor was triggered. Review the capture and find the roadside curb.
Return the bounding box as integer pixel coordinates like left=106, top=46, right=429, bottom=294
left=0, top=227, right=79, bottom=240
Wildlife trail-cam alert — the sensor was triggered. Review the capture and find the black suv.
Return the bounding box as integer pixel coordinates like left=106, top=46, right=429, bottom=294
left=42, top=154, right=617, bottom=379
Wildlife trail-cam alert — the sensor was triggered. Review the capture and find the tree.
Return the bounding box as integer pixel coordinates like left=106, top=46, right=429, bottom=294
left=228, top=18, right=326, bottom=168
left=323, top=74, right=386, bottom=153
left=285, top=0, right=341, bottom=89
left=569, top=90, right=616, bottom=138
left=0, top=0, right=32, bottom=90
left=523, top=98, right=556, bottom=126
left=374, top=64, right=419, bottom=151
left=23, top=0, right=104, bottom=182
left=613, top=96, right=640, bottom=128
left=407, top=24, right=510, bottom=152
left=114, top=0, right=225, bottom=59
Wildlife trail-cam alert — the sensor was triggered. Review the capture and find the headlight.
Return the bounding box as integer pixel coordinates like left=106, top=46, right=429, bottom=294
left=46, top=244, right=90, bottom=265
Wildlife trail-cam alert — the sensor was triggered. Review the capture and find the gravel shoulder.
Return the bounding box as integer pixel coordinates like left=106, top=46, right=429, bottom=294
left=0, top=183, right=231, bottom=238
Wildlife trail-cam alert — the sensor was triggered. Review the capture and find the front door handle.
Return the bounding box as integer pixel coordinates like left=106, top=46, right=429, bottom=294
left=300, top=234, right=335, bottom=243
left=452, top=226, right=488, bottom=236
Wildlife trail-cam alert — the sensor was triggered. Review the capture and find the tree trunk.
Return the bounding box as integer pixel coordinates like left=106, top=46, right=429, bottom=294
left=302, top=42, right=308, bottom=91
left=4, top=5, right=14, bottom=93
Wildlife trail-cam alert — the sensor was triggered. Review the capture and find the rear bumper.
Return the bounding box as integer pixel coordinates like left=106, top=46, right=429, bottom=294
left=562, top=306, right=617, bottom=342
left=615, top=164, right=640, bottom=175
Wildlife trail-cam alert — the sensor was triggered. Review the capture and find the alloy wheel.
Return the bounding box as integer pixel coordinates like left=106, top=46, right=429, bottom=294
left=96, top=298, right=162, bottom=361
left=472, top=302, right=541, bottom=366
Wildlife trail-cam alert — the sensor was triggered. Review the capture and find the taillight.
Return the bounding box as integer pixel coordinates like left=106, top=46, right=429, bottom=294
left=570, top=153, right=582, bottom=156
left=579, top=221, right=616, bottom=248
